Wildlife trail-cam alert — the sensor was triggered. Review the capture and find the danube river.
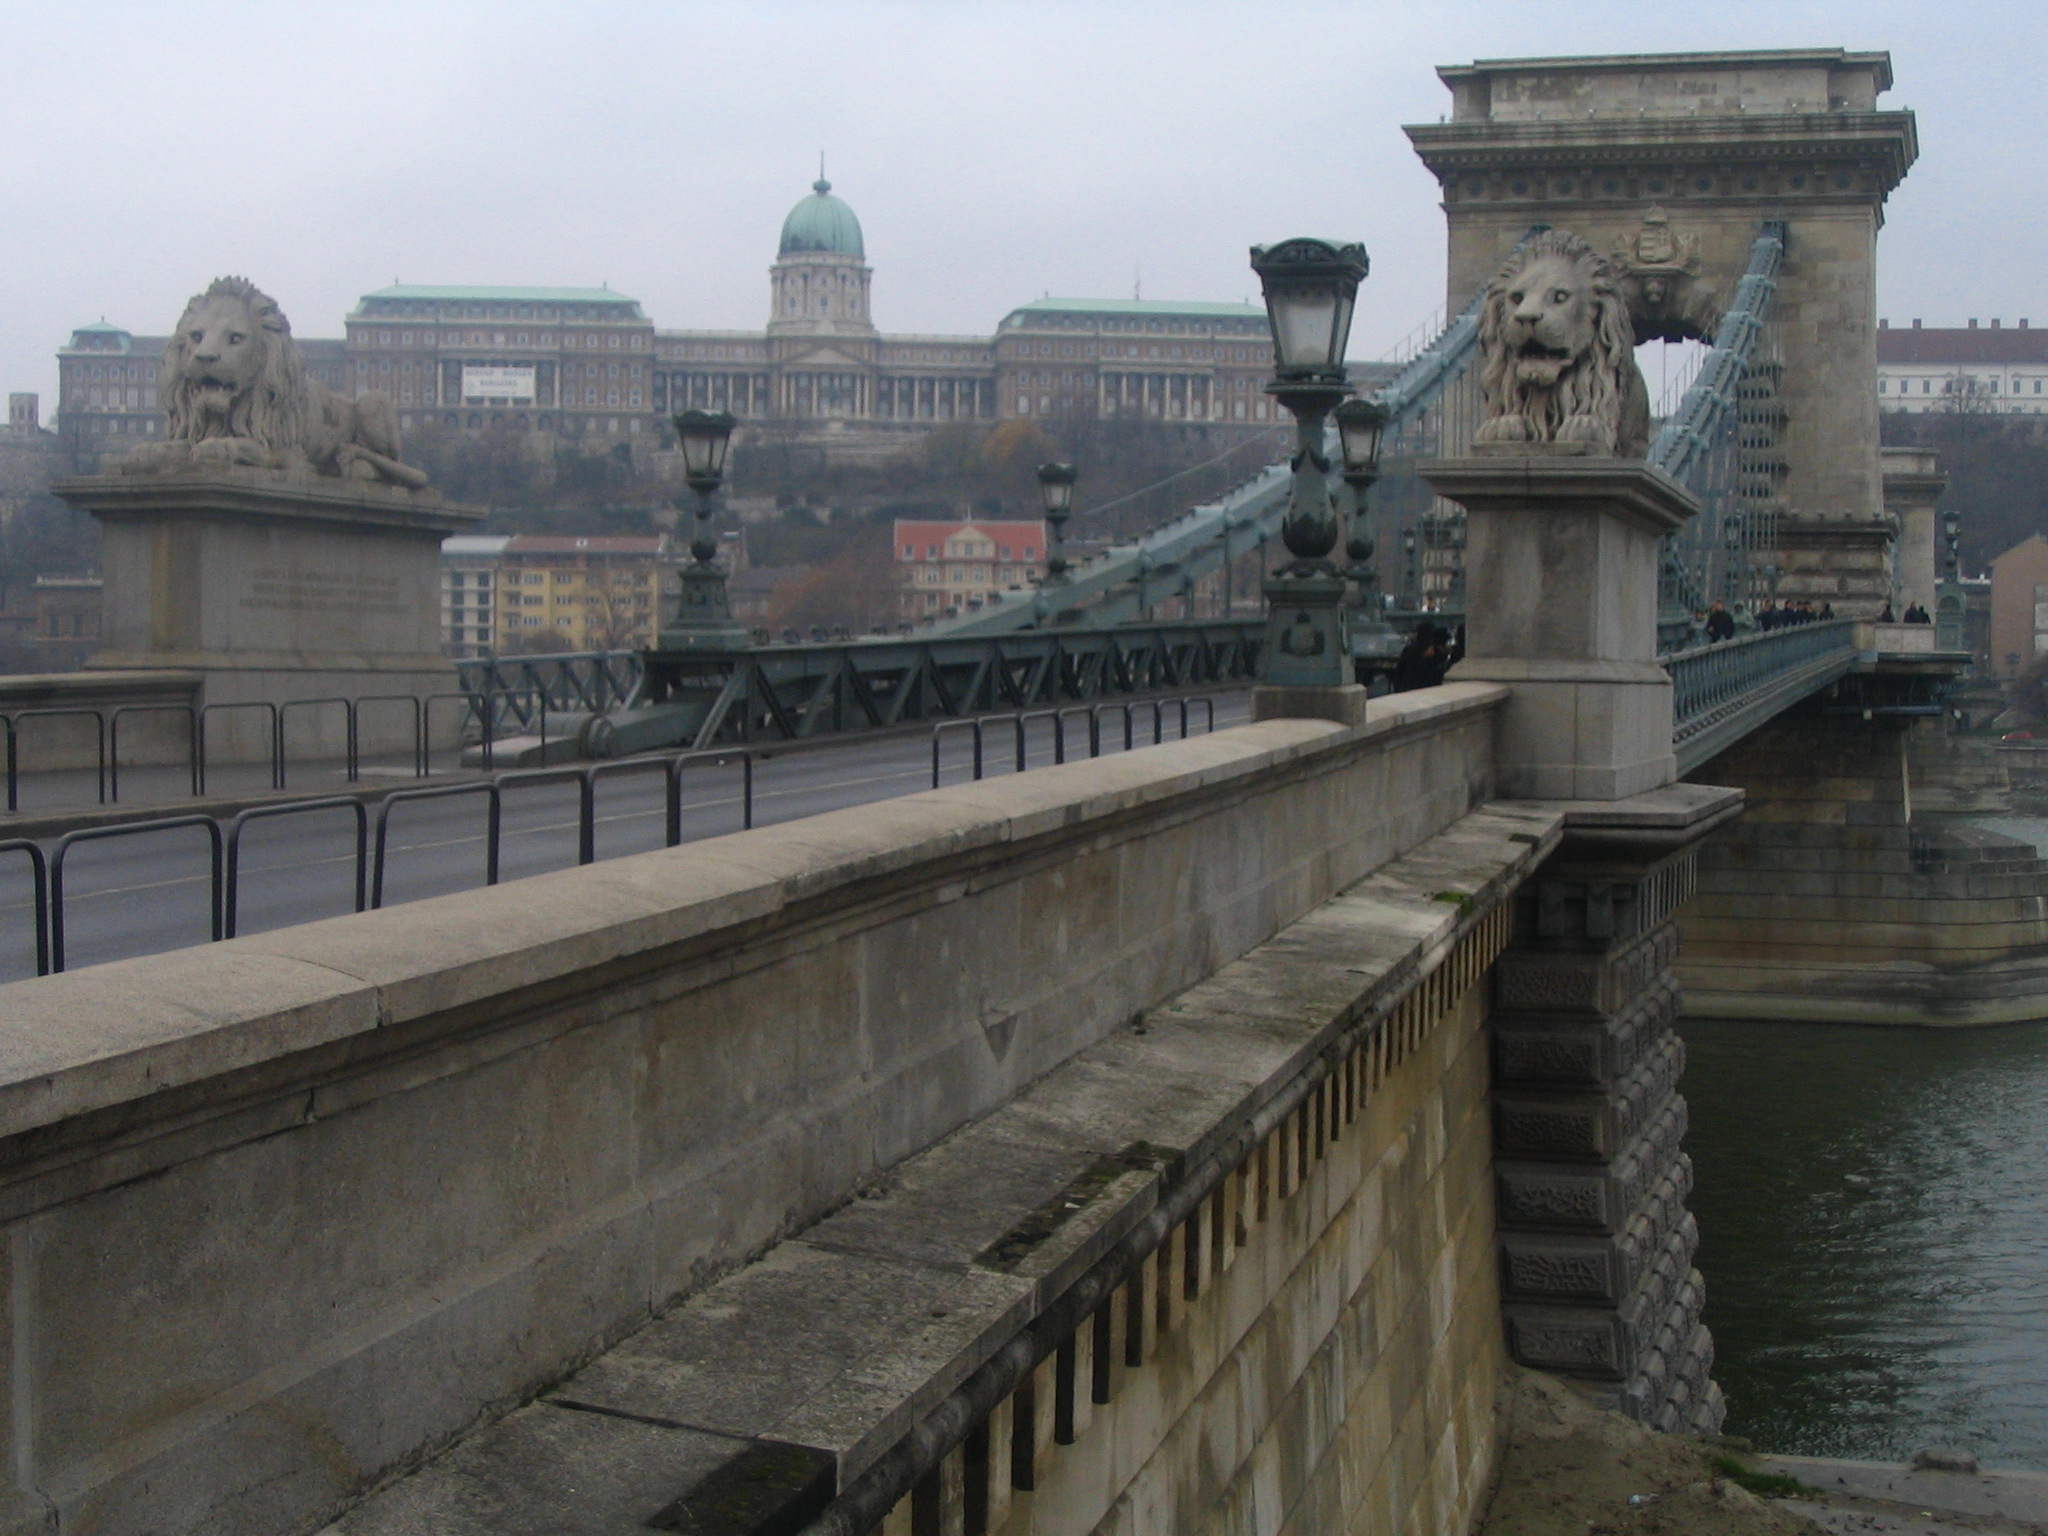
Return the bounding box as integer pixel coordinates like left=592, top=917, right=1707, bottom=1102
left=1683, top=1015, right=2048, bottom=1467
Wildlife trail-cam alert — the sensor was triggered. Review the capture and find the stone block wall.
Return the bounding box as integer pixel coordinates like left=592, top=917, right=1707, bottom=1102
left=1010, top=899, right=1515, bottom=1536
left=1680, top=705, right=2048, bottom=1024
left=0, top=686, right=1505, bottom=1536
left=318, top=802, right=1553, bottom=1536
left=1489, top=806, right=1727, bottom=1433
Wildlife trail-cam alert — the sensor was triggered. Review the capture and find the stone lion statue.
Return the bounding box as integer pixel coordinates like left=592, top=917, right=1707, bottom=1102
left=119, top=276, right=428, bottom=488
left=1472, top=230, right=1650, bottom=457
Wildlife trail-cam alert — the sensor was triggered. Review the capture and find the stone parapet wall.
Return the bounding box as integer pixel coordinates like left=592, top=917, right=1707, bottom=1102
left=325, top=804, right=1555, bottom=1536
left=1680, top=704, right=2048, bottom=1023
left=0, top=685, right=1504, bottom=1536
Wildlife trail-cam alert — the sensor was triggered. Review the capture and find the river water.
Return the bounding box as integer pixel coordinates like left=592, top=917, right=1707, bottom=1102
left=1682, top=1016, right=2048, bottom=1466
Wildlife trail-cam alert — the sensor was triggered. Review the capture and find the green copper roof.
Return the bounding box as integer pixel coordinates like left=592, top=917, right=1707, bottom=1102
left=779, top=180, right=865, bottom=259
left=73, top=320, right=130, bottom=334
left=1007, top=298, right=1266, bottom=319
left=357, top=285, right=640, bottom=305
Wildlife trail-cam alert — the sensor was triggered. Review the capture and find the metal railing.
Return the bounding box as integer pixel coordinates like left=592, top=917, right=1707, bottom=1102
left=0, top=686, right=547, bottom=810
left=1664, top=618, right=1859, bottom=772
left=0, top=684, right=1246, bottom=978
left=930, top=695, right=1219, bottom=788
left=0, top=745, right=759, bottom=978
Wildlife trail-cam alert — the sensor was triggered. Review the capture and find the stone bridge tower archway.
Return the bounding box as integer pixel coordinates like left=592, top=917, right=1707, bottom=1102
left=1406, top=50, right=1917, bottom=603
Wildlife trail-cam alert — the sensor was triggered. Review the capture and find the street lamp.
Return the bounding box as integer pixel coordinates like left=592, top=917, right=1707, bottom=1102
left=1250, top=238, right=1368, bottom=571
left=1036, top=462, right=1077, bottom=585
left=663, top=409, right=748, bottom=650
left=1937, top=506, right=1966, bottom=651
left=1333, top=395, right=1390, bottom=646
left=1249, top=237, right=1368, bottom=690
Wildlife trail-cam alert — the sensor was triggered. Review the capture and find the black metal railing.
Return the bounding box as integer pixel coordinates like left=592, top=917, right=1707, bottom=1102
left=0, top=689, right=1240, bottom=980
left=931, top=696, right=1219, bottom=787
left=0, top=686, right=547, bottom=811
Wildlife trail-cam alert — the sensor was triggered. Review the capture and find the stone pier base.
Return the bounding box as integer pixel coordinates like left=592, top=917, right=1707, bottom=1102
left=1491, top=784, right=1740, bottom=1432
left=53, top=471, right=481, bottom=763
left=1679, top=704, right=2048, bottom=1025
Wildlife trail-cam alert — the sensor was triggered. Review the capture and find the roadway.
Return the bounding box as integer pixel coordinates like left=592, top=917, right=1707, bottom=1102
left=0, top=695, right=1251, bottom=984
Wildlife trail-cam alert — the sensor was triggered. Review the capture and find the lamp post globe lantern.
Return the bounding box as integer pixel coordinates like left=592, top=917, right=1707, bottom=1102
left=1249, top=239, right=1368, bottom=570
left=673, top=409, right=737, bottom=563
left=1036, top=461, right=1078, bottom=585
left=1333, top=394, right=1387, bottom=562
left=1251, top=239, right=1369, bottom=384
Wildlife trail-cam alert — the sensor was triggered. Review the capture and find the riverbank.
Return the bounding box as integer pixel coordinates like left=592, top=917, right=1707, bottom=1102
left=1477, top=1371, right=2048, bottom=1534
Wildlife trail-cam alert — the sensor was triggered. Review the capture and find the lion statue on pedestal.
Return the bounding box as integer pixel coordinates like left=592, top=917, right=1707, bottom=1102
left=1472, top=230, right=1650, bottom=458
left=118, top=276, right=429, bottom=489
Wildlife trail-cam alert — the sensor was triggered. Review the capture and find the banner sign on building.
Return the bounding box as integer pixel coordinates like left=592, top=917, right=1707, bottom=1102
left=462, top=365, right=536, bottom=403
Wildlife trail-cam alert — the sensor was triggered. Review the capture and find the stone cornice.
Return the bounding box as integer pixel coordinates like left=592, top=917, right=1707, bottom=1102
left=52, top=471, right=482, bottom=537
left=1419, top=455, right=1702, bottom=536
left=1405, top=111, right=1917, bottom=205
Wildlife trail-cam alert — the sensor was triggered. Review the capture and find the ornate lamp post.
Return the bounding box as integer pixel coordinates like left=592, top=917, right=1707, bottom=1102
left=1333, top=396, right=1390, bottom=650
left=1036, top=462, right=1077, bottom=585
left=1249, top=237, right=1368, bottom=691
left=664, top=409, right=748, bottom=649
left=1936, top=506, right=1966, bottom=651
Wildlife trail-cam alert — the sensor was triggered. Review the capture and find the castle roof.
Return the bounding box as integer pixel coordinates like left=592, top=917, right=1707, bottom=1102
left=779, top=180, right=865, bottom=259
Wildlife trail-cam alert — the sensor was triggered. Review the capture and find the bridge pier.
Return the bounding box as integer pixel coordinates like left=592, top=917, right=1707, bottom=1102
left=1680, top=703, right=2048, bottom=1025
left=1491, top=791, right=1735, bottom=1430
left=1422, top=453, right=1735, bottom=1430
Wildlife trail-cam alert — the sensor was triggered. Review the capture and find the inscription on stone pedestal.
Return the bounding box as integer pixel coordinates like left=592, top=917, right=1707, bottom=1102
left=242, top=568, right=405, bottom=617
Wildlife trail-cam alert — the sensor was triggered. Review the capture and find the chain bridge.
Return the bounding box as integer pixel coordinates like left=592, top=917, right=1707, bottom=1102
left=0, top=46, right=2024, bottom=1536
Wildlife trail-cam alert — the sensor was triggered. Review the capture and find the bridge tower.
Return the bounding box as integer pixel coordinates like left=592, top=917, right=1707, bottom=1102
left=1406, top=50, right=1917, bottom=613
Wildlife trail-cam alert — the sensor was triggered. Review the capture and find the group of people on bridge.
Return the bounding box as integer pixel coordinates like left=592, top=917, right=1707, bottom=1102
left=1700, top=598, right=1837, bottom=644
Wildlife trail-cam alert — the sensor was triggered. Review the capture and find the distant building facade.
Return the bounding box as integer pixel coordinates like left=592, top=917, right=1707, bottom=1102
left=440, top=534, right=669, bottom=657
left=58, top=178, right=1279, bottom=468
left=1, top=393, right=67, bottom=525
left=1990, top=534, right=2048, bottom=675
left=440, top=536, right=509, bottom=658
left=348, top=286, right=656, bottom=442
left=1877, top=319, right=2048, bottom=414
left=894, top=518, right=1047, bottom=618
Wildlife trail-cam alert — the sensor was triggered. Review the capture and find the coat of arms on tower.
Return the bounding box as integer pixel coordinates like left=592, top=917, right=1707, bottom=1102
left=1610, top=206, right=1718, bottom=343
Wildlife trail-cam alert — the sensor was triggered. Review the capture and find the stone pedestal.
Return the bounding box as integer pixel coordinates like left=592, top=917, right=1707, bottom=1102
left=661, top=562, right=751, bottom=652
left=54, top=471, right=482, bottom=760
left=1260, top=570, right=1351, bottom=687
left=1423, top=454, right=1700, bottom=799
left=1492, top=784, right=1741, bottom=1432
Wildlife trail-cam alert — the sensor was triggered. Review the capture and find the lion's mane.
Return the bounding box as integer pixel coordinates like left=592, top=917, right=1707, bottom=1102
left=1476, top=231, right=1642, bottom=454
left=159, top=276, right=311, bottom=453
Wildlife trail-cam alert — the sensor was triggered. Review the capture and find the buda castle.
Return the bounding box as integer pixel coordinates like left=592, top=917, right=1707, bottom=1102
left=56, top=179, right=1283, bottom=469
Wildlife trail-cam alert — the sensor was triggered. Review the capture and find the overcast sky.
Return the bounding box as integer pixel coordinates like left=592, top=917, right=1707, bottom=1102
left=0, top=0, right=2037, bottom=407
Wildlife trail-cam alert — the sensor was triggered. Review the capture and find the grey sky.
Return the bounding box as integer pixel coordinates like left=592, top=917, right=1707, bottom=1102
left=0, top=0, right=2037, bottom=408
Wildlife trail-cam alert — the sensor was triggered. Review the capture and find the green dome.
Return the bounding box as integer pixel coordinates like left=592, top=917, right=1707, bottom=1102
left=779, top=179, right=865, bottom=258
